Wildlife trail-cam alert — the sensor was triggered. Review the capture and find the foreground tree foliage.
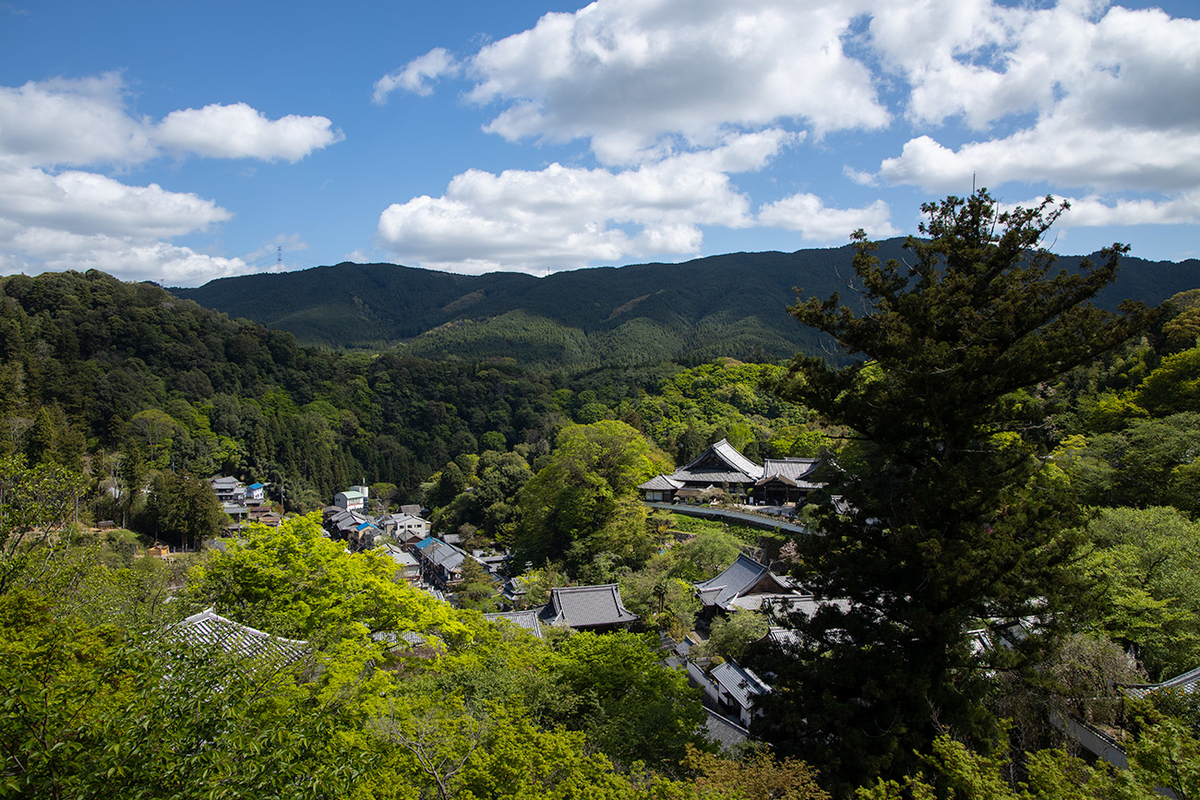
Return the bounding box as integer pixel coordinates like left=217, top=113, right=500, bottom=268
left=858, top=713, right=1200, bottom=800
left=756, top=191, right=1149, bottom=793
left=684, top=743, right=829, bottom=800
left=0, top=459, right=734, bottom=799
left=186, top=516, right=470, bottom=647
left=0, top=455, right=87, bottom=596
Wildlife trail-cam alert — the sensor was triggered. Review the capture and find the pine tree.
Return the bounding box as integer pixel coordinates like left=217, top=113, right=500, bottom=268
left=754, top=191, right=1149, bottom=793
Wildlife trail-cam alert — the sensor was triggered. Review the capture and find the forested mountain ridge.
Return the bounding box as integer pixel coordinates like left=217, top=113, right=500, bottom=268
left=0, top=269, right=572, bottom=506
left=0, top=268, right=814, bottom=512
left=173, top=239, right=1200, bottom=363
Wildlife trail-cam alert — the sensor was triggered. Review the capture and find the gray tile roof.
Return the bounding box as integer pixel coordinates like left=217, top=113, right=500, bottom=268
left=694, top=554, right=792, bottom=610
left=380, top=543, right=418, bottom=568
left=764, top=458, right=817, bottom=476
left=711, top=660, right=770, bottom=710
left=669, top=439, right=764, bottom=488
left=638, top=474, right=685, bottom=491
left=704, top=709, right=750, bottom=751
left=539, top=584, right=639, bottom=629
left=382, top=512, right=428, bottom=526
left=172, top=608, right=308, bottom=665
left=484, top=609, right=545, bottom=639
left=759, top=457, right=821, bottom=487
left=704, top=439, right=765, bottom=480
left=1123, top=665, right=1200, bottom=700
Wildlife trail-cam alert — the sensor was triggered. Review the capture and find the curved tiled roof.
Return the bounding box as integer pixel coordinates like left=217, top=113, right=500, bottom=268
left=540, top=584, right=639, bottom=628
left=704, top=439, right=765, bottom=480
left=173, top=608, right=309, bottom=664
left=1122, top=665, right=1200, bottom=700
left=694, top=554, right=772, bottom=609
left=638, top=474, right=685, bottom=491
left=485, top=609, right=545, bottom=639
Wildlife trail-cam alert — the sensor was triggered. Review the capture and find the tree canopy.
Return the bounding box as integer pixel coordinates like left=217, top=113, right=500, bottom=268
left=513, top=420, right=672, bottom=574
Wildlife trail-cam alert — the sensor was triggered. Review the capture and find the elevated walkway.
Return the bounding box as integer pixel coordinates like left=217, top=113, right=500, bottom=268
left=646, top=502, right=811, bottom=536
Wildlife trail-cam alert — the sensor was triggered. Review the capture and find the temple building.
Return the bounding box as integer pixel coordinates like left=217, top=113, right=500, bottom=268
left=638, top=438, right=825, bottom=504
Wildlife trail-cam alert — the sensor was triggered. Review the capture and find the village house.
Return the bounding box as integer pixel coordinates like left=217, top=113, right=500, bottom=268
left=378, top=512, right=431, bottom=542
left=379, top=543, right=421, bottom=585
left=333, top=486, right=368, bottom=513
left=209, top=475, right=245, bottom=503
left=708, top=660, right=771, bottom=728
left=325, top=508, right=370, bottom=540
left=209, top=475, right=276, bottom=532
left=411, top=536, right=470, bottom=588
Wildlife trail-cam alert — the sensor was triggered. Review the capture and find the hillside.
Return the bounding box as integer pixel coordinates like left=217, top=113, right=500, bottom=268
left=173, top=239, right=1200, bottom=365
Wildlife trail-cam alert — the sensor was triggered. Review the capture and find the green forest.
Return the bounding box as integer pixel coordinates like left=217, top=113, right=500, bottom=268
left=5, top=190, right=1200, bottom=798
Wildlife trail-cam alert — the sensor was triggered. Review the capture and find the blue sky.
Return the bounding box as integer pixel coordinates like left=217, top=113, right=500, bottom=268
left=1, top=0, right=1197, bottom=286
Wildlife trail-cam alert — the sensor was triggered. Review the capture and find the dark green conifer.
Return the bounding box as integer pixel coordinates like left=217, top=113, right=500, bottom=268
left=755, top=191, right=1150, bottom=793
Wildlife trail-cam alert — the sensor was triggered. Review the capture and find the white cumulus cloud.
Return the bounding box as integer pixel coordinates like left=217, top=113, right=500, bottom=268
left=0, top=73, right=342, bottom=284
left=879, top=121, right=1200, bottom=195
left=872, top=2, right=1200, bottom=196
left=1015, top=192, right=1200, bottom=229
left=7, top=226, right=249, bottom=285
left=757, top=193, right=898, bottom=241
left=377, top=131, right=791, bottom=274
left=156, top=103, right=343, bottom=162
left=373, top=48, right=459, bottom=102
left=0, top=161, right=231, bottom=238
left=0, top=73, right=155, bottom=167
left=464, top=0, right=887, bottom=164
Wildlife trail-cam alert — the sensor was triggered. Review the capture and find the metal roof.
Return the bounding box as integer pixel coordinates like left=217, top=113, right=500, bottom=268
left=413, top=537, right=467, bottom=574
left=1123, top=665, right=1200, bottom=700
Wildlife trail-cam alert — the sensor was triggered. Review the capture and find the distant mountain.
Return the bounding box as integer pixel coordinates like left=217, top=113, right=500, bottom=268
left=172, top=240, right=1200, bottom=367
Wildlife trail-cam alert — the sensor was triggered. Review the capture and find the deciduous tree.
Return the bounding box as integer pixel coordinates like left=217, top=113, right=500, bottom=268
left=514, top=421, right=672, bottom=572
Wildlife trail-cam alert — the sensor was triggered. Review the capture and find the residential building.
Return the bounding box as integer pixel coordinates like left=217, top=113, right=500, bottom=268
left=210, top=476, right=245, bottom=503
left=379, top=543, right=421, bottom=585
left=412, top=536, right=469, bottom=588
left=333, top=489, right=366, bottom=513
left=379, top=512, right=430, bottom=542
left=709, top=660, right=771, bottom=728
